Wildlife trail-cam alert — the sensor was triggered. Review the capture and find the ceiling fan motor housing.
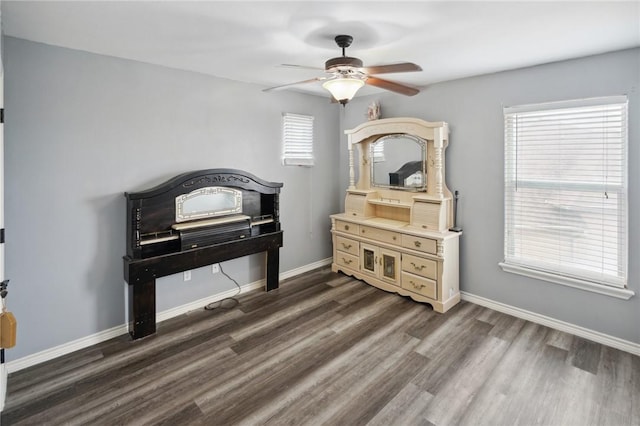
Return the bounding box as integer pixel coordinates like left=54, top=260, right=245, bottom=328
left=325, top=56, right=363, bottom=71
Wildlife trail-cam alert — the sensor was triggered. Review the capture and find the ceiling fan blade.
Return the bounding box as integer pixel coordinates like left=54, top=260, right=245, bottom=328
left=280, top=64, right=324, bottom=71
left=263, top=77, right=324, bottom=92
left=366, top=77, right=420, bottom=96
left=362, top=62, right=422, bottom=75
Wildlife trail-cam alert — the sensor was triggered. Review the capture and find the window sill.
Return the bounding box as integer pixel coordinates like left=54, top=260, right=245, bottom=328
left=498, top=262, right=635, bottom=300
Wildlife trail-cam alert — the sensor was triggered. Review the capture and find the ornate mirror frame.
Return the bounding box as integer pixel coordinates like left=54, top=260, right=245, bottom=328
left=346, top=117, right=450, bottom=199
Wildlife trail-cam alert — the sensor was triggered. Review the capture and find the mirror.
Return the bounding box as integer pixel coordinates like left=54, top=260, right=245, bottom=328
left=370, top=134, right=426, bottom=190
left=175, top=187, right=242, bottom=222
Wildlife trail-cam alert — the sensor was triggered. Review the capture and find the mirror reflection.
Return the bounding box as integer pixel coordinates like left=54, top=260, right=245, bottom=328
left=370, top=134, right=426, bottom=190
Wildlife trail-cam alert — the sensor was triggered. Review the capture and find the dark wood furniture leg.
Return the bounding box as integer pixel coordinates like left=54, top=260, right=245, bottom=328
left=266, top=248, right=280, bottom=291
left=130, top=280, right=156, bottom=339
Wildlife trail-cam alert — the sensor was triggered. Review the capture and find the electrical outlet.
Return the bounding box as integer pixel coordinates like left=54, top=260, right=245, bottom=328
left=184, top=270, right=191, bottom=281
left=212, top=264, right=220, bottom=274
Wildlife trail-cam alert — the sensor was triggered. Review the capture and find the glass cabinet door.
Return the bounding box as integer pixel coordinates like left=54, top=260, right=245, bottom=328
left=380, top=248, right=400, bottom=285
left=362, top=246, right=376, bottom=274
left=382, top=254, right=396, bottom=280
left=360, top=244, right=400, bottom=285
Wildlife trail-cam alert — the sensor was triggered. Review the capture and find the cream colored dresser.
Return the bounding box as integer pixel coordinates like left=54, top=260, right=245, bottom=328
left=331, top=117, right=461, bottom=313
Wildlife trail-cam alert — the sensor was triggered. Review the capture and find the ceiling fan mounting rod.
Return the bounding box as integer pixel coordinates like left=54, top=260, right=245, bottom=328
left=334, top=35, right=353, bottom=57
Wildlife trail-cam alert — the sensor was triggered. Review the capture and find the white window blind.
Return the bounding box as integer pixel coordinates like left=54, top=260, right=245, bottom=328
left=503, top=96, right=628, bottom=289
left=282, top=113, right=314, bottom=166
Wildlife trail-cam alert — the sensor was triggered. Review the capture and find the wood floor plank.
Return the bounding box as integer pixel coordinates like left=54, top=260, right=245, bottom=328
left=112, top=310, right=340, bottom=424
left=11, top=339, right=237, bottom=425
left=5, top=307, right=246, bottom=412
left=545, top=328, right=575, bottom=352
left=420, top=334, right=511, bottom=426
left=487, top=311, right=527, bottom=342
left=412, top=319, right=494, bottom=395
left=631, top=354, right=640, bottom=424
left=153, top=402, right=206, bottom=426
left=237, top=300, right=425, bottom=425
left=330, top=289, right=404, bottom=334
left=71, top=349, right=236, bottom=425
left=366, top=382, right=434, bottom=426
left=2, top=267, right=638, bottom=426
left=237, top=276, right=330, bottom=314
left=590, top=346, right=637, bottom=426
left=327, top=351, right=429, bottom=425
left=230, top=300, right=341, bottom=355
left=229, top=277, right=366, bottom=343
left=570, top=336, right=602, bottom=375
left=197, top=298, right=417, bottom=423
left=510, top=344, right=572, bottom=426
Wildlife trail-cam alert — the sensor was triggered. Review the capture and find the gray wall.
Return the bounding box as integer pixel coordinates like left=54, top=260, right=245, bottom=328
left=342, top=48, right=640, bottom=345
left=3, top=37, right=340, bottom=360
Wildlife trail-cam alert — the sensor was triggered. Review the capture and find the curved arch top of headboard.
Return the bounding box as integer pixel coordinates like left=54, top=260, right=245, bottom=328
left=125, top=168, right=282, bottom=200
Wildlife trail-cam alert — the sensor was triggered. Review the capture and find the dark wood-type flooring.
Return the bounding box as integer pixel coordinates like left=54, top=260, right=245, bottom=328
left=2, top=267, right=639, bottom=425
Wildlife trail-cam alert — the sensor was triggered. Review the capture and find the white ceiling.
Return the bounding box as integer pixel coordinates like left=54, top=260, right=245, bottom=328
left=2, top=1, right=639, bottom=99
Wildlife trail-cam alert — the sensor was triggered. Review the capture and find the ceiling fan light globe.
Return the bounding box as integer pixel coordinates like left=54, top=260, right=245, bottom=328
left=322, top=77, right=365, bottom=103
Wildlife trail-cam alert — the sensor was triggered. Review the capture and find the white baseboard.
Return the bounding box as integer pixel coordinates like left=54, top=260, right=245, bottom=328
left=7, top=258, right=333, bottom=374
left=461, top=291, right=640, bottom=356
left=6, top=323, right=129, bottom=373
left=280, top=257, right=333, bottom=281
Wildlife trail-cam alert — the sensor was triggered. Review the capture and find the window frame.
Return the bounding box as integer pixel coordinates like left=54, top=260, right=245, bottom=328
left=499, top=96, right=634, bottom=300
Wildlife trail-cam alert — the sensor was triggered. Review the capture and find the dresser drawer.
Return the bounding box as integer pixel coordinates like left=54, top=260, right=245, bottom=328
left=335, top=235, right=359, bottom=256
left=401, top=234, right=437, bottom=254
left=335, top=220, right=359, bottom=236
left=335, top=251, right=359, bottom=270
left=401, top=272, right=437, bottom=300
left=359, top=225, right=400, bottom=245
left=401, top=253, right=437, bottom=280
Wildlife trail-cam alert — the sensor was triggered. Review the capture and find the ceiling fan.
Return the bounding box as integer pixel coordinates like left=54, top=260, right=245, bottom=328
left=263, top=35, right=422, bottom=105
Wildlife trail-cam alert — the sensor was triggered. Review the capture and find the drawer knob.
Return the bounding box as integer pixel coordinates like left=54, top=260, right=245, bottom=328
left=414, top=240, right=422, bottom=248
left=344, top=225, right=350, bottom=231
left=410, top=262, right=426, bottom=271
left=393, top=236, right=397, bottom=241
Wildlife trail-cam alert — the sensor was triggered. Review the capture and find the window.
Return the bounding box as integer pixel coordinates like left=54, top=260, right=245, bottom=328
left=501, top=96, right=631, bottom=297
left=282, top=113, right=314, bottom=166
